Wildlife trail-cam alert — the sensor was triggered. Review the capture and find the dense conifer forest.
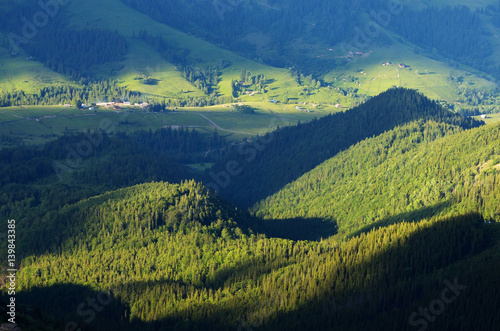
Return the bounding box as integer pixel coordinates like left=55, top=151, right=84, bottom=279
left=208, top=88, right=484, bottom=206
left=1, top=0, right=500, bottom=330
left=120, top=0, right=500, bottom=78
left=1, top=88, right=499, bottom=330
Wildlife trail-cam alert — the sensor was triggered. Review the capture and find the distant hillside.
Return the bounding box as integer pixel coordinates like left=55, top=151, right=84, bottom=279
left=1, top=0, right=499, bottom=111
left=253, top=119, right=500, bottom=237
left=207, top=88, right=483, bottom=207
left=119, top=0, right=500, bottom=79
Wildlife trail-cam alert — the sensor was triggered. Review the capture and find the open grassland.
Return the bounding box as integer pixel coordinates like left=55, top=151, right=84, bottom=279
left=0, top=0, right=498, bottom=118
left=324, top=42, right=497, bottom=102
left=0, top=103, right=339, bottom=147
left=116, top=41, right=207, bottom=100
left=65, top=0, right=304, bottom=100
left=0, top=52, right=70, bottom=93
left=473, top=112, right=500, bottom=124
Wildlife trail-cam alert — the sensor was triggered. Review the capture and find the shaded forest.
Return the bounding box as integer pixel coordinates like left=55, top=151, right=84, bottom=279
left=207, top=88, right=484, bottom=207
left=1, top=89, right=499, bottom=331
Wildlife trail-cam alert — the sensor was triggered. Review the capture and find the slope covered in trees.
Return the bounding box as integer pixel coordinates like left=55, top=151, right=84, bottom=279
left=254, top=120, right=500, bottom=237
left=119, top=0, right=500, bottom=80
left=207, top=88, right=484, bottom=207
left=392, top=5, right=498, bottom=78
left=24, top=29, right=128, bottom=80
left=0, top=91, right=499, bottom=330
left=2, top=180, right=499, bottom=330
left=0, top=127, right=228, bottom=248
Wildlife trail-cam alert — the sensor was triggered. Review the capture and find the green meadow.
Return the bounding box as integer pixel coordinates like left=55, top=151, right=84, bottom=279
left=324, top=41, right=497, bottom=102
left=0, top=0, right=499, bottom=149
left=3, top=0, right=496, bottom=109
left=0, top=103, right=340, bottom=147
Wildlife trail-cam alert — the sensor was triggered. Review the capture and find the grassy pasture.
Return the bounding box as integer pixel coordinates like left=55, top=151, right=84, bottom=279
left=0, top=103, right=340, bottom=147
left=324, top=42, right=497, bottom=102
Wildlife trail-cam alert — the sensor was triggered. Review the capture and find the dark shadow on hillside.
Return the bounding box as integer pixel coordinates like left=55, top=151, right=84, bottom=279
left=261, top=212, right=498, bottom=331
left=251, top=217, right=338, bottom=241
left=346, top=200, right=452, bottom=239
left=210, top=88, right=485, bottom=208
left=9, top=212, right=499, bottom=331
left=10, top=283, right=138, bottom=331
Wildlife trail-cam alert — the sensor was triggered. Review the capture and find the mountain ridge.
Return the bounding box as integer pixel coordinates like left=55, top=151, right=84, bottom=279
left=208, top=88, right=484, bottom=206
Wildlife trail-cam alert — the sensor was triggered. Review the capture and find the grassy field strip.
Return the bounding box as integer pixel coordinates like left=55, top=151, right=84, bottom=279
left=195, top=113, right=257, bottom=136
left=0, top=103, right=335, bottom=146
left=325, top=42, right=497, bottom=102
left=0, top=52, right=70, bottom=94
left=473, top=112, right=500, bottom=124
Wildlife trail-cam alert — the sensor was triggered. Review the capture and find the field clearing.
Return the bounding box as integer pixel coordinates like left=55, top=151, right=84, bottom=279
left=0, top=53, right=70, bottom=93
left=324, top=42, right=497, bottom=102
left=473, top=112, right=500, bottom=124
left=65, top=0, right=301, bottom=99
left=0, top=103, right=339, bottom=147
left=116, top=41, right=206, bottom=99
left=0, top=0, right=498, bottom=111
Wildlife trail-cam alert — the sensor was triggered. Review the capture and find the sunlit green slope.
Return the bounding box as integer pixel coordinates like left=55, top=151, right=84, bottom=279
left=253, top=118, right=500, bottom=237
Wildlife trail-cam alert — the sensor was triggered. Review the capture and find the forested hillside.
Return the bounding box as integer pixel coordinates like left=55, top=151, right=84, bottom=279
left=24, top=29, right=128, bottom=80
left=0, top=127, right=227, bottom=237
left=0, top=89, right=499, bottom=330
left=120, top=0, right=385, bottom=69
left=393, top=5, right=499, bottom=78
left=2, top=181, right=499, bottom=330
left=254, top=119, right=500, bottom=237
left=1, top=0, right=500, bottom=328
left=207, top=88, right=484, bottom=207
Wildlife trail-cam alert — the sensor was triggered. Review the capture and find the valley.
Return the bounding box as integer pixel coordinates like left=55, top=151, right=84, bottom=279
left=1, top=1, right=500, bottom=330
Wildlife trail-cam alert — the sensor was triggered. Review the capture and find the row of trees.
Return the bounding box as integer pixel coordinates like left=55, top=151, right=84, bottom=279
left=0, top=81, right=142, bottom=107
